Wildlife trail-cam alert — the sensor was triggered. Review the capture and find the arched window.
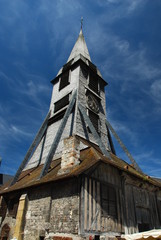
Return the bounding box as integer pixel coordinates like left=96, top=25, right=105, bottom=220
left=0, top=223, right=10, bottom=240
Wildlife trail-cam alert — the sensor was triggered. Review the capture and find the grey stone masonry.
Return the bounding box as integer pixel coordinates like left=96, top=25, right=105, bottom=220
left=60, top=136, right=80, bottom=171
left=23, top=179, right=79, bottom=240
left=50, top=180, right=79, bottom=235
left=24, top=186, right=52, bottom=240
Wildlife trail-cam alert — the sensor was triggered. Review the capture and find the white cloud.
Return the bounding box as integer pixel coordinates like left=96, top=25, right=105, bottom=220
left=11, top=125, right=33, bottom=137
left=150, top=79, right=161, bottom=103
left=107, top=118, right=139, bottom=148
left=0, top=70, right=12, bottom=84
left=126, top=49, right=161, bottom=81
left=115, top=40, right=130, bottom=54
left=19, top=79, right=51, bottom=107
left=0, top=116, right=33, bottom=142
left=39, top=0, right=82, bottom=18
left=133, top=151, right=161, bottom=177
left=127, top=0, right=144, bottom=13
left=94, top=0, right=145, bottom=24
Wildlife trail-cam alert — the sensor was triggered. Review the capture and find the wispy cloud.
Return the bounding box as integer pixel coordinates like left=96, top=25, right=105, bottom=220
left=150, top=79, right=161, bottom=104
left=11, top=125, right=33, bottom=137
left=94, top=0, right=146, bottom=24
left=21, top=80, right=51, bottom=105
left=0, top=116, right=33, bottom=144
left=127, top=0, right=145, bottom=13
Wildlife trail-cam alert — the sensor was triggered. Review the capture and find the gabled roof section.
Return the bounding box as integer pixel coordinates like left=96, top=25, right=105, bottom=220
left=1, top=136, right=161, bottom=194
left=67, top=29, right=91, bottom=63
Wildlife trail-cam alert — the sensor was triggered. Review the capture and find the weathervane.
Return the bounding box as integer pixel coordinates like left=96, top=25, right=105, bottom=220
left=81, top=17, right=83, bottom=29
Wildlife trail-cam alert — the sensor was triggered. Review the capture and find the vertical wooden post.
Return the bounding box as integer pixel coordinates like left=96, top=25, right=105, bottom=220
left=89, top=178, right=92, bottom=230
left=14, top=194, right=28, bottom=240
left=97, top=182, right=101, bottom=231
left=93, top=180, right=96, bottom=231
left=84, top=177, right=88, bottom=230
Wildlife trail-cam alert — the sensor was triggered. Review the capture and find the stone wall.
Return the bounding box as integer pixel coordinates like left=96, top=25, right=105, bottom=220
left=0, top=195, right=19, bottom=239
left=24, top=185, right=51, bottom=240
left=23, top=179, right=79, bottom=240
left=60, top=136, right=80, bottom=171
left=50, top=179, right=79, bottom=235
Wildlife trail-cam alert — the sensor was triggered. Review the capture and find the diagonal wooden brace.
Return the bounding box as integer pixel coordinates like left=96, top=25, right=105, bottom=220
left=105, top=119, right=142, bottom=173
left=39, top=90, right=77, bottom=179
left=10, top=111, right=51, bottom=186
left=78, top=103, right=111, bottom=159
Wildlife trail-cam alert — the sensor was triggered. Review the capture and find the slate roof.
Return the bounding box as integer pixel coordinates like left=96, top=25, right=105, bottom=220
left=0, top=135, right=161, bottom=195
left=67, top=28, right=91, bottom=63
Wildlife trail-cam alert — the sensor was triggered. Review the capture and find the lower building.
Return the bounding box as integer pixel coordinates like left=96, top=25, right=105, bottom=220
left=0, top=174, right=13, bottom=186
left=0, top=136, right=161, bottom=240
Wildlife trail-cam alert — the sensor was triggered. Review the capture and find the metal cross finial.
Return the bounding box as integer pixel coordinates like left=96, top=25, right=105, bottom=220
left=81, top=17, right=83, bottom=29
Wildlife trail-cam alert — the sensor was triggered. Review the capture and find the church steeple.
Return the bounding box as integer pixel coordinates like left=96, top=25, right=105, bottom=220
left=67, top=28, right=91, bottom=62
left=9, top=26, right=143, bottom=190
left=11, top=27, right=115, bottom=179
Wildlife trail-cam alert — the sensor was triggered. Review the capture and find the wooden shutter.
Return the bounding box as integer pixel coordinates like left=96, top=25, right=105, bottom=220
left=54, top=94, right=69, bottom=113
left=59, top=71, right=69, bottom=91
left=89, top=72, right=99, bottom=94
left=88, top=110, right=99, bottom=132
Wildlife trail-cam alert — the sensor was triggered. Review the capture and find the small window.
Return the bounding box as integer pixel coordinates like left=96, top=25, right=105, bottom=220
left=89, top=62, right=97, bottom=73
left=157, top=200, right=161, bottom=223
left=94, top=236, right=100, bottom=240
left=59, top=71, right=70, bottom=91
left=39, top=237, right=45, bottom=240
left=81, top=66, right=88, bottom=79
left=0, top=224, right=10, bottom=240
left=101, top=184, right=117, bottom=219
left=8, top=197, right=19, bottom=218
left=0, top=197, right=7, bottom=218
left=88, top=110, right=99, bottom=133
left=54, top=94, right=69, bottom=113
left=89, top=71, right=99, bottom=94
left=0, top=174, right=3, bottom=184
left=138, top=223, right=150, bottom=232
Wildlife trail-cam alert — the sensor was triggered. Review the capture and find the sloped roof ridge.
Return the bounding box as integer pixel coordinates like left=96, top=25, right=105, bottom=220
left=67, top=28, right=91, bottom=63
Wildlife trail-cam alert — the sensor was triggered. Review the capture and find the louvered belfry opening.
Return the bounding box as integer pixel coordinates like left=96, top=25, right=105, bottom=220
left=54, top=94, right=69, bottom=113
left=89, top=71, right=99, bottom=94
left=59, top=71, right=70, bottom=91
left=88, top=110, right=99, bottom=133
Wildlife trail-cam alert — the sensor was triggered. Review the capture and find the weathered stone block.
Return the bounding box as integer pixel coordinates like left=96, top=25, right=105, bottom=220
left=60, top=136, right=80, bottom=171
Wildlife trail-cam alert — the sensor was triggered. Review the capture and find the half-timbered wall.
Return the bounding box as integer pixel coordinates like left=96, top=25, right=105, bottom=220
left=81, top=163, right=123, bottom=235
left=81, top=176, right=122, bottom=235
left=125, top=183, right=161, bottom=234
left=81, top=163, right=161, bottom=236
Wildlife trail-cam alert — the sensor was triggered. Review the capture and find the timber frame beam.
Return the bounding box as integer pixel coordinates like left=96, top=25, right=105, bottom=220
left=78, top=103, right=111, bottom=159
left=105, top=119, right=143, bottom=174
left=39, top=90, right=77, bottom=179
left=10, top=111, right=51, bottom=186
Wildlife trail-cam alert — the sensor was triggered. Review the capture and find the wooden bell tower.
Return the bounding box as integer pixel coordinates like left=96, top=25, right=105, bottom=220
left=10, top=27, right=116, bottom=185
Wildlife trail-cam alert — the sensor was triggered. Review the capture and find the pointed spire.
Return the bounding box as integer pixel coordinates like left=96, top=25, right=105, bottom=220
left=67, top=24, right=91, bottom=63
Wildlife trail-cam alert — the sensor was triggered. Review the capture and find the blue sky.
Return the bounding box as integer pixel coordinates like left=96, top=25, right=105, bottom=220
left=0, top=0, right=161, bottom=177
